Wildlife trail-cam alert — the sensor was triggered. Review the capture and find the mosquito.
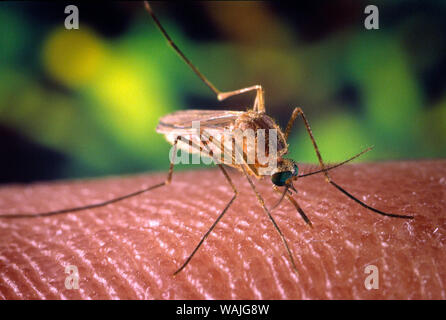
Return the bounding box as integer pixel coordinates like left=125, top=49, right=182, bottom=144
left=0, top=2, right=414, bottom=276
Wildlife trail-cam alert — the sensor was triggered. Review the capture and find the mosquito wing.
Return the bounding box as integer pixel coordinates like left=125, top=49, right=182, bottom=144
left=157, top=109, right=243, bottom=133
left=157, top=109, right=244, bottom=161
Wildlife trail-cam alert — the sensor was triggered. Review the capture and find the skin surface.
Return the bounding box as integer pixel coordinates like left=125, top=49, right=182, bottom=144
left=0, top=160, right=445, bottom=299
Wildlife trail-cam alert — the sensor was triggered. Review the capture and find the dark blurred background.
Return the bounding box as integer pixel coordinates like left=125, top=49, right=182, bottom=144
left=0, top=1, right=445, bottom=184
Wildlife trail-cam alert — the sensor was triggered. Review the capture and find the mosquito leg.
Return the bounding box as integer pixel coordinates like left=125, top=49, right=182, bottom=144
left=200, top=128, right=300, bottom=272
left=217, top=85, right=265, bottom=113
left=287, top=107, right=414, bottom=219
left=272, top=186, right=313, bottom=228
left=283, top=106, right=301, bottom=142
left=238, top=164, right=299, bottom=274
left=144, top=3, right=265, bottom=113
left=0, top=137, right=182, bottom=219
left=143, top=1, right=221, bottom=96
left=201, top=128, right=299, bottom=272
left=173, top=131, right=237, bottom=274
left=173, top=164, right=238, bottom=275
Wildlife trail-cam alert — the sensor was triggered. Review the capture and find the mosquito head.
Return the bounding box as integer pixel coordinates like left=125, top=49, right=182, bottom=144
left=271, top=158, right=299, bottom=187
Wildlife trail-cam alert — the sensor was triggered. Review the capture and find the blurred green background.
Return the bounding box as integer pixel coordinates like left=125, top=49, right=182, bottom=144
left=0, top=1, right=445, bottom=184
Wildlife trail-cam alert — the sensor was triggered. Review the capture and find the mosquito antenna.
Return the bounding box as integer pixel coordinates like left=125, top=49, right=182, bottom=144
left=0, top=182, right=166, bottom=219
left=297, top=146, right=373, bottom=179
left=143, top=1, right=221, bottom=96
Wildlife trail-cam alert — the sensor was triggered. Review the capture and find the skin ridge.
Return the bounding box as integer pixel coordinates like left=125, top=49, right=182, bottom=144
left=0, top=161, right=444, bottom=299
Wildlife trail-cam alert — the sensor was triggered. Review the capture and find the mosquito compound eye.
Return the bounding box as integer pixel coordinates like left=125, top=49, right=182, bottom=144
left=293, top=164, right=299, bottom=176
left=271, top=171, right=293, bottom=186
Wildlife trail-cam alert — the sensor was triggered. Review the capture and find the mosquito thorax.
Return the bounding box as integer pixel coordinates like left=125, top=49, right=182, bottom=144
left=234, top=110, right=288, bottom=156
left=271, top=158, right=299, bottom=186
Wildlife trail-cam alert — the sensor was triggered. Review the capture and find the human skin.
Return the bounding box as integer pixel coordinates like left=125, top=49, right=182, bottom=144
left=0, top=160, right=444, bottom=299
